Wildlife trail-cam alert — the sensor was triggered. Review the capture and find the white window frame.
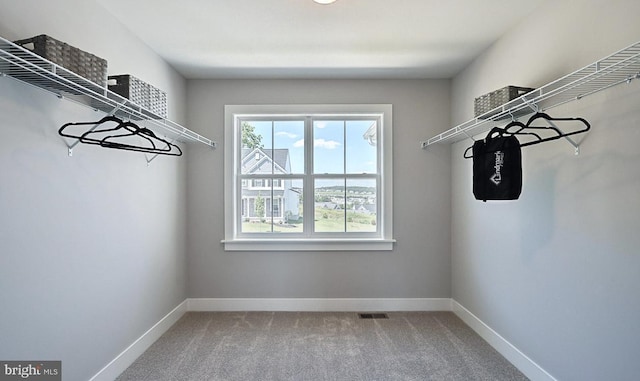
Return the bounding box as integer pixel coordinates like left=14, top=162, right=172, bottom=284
left=223, top=104, right=394, bottom=251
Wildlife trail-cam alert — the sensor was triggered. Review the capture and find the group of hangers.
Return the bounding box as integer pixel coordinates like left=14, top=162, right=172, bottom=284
left=463, top=112, right=591, bottom=158
left=58, top=115, right=182, bottom=156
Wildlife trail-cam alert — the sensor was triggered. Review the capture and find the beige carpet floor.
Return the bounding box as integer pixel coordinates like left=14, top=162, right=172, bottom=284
left=116, top=311, right=528, bottom=381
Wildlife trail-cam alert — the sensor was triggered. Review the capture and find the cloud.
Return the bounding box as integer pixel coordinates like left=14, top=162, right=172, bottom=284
left=314, top=139, right=341, bottom=149
left=276, top=131, right=298, bottom=139
left=292, top=139, right=342, bottom=149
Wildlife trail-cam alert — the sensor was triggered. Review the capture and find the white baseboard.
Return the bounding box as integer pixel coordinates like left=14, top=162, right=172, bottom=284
left=451, top=300, right=557, bottom=381
left=187, top=297, right=452, bottom=312
left=89, top=300, right=188, bottom=381
left=92, top=298, right=555, bottom=381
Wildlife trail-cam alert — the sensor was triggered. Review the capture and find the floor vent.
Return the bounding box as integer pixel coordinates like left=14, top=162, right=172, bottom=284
left=358, top=313, right=389, bottom=319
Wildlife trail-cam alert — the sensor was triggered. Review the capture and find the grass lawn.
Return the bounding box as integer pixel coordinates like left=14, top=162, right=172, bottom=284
left=241, top=208, right=376, bottom=233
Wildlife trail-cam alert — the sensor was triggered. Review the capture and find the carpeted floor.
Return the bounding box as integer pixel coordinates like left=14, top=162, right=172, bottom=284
left=116, top=311, right=528, bottom=381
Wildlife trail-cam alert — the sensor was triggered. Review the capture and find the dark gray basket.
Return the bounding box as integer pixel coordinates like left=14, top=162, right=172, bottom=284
left=13, top=34, right=108, bottom=87
left=474, top=86, right=534, bottom=118
left=108, top=74, right=167, bottom=118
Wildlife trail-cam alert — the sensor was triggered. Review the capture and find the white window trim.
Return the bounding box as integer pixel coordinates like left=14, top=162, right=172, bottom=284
left=223, top=104, right=394, bottom=251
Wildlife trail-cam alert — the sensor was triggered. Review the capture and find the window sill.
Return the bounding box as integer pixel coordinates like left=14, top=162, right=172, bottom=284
left=221, top=238, right=396, bottom=252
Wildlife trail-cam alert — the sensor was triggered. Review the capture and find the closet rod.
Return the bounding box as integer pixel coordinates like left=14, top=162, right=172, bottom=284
left=0, top=36, right=216, bottom=149
left=421, top=40, right=640, bottom=148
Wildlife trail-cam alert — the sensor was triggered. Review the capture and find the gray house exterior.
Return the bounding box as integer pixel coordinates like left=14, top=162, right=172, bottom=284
left=241, top=148, right=299, bottom=223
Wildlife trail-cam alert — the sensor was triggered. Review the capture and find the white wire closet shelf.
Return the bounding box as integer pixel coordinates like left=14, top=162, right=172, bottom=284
left=0, top=36, right=216, bottom=149
left=421, top=40, right=640, bottom=148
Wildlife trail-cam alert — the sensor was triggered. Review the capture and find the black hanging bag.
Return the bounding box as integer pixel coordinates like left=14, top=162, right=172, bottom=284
left=472, top=128, right=522, bottom=201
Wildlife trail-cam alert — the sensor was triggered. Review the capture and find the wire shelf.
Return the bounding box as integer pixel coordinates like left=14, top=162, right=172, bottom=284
left=0, top=36, right=216, bottom=149
left=421, top=40, right=640, bottom=148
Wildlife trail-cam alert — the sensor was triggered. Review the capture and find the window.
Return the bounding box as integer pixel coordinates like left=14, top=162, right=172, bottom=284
left=224, top=104, right=394, bottom=251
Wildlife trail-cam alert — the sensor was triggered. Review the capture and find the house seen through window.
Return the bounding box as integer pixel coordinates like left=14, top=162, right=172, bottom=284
left=224, top=105, right=394, bottom=251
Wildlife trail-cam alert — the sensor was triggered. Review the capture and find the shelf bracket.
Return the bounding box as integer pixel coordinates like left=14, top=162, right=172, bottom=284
left=64, top=100, right=129, bottom=156
left=524, top=104, right=581, bottom=155
left=146, top=153, right=158, bottom=166
left=145, top=137, right=178, bottom=166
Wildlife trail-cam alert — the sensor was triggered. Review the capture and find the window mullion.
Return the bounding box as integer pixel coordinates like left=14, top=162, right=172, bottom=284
left=270, top=121, right=275, bottom=231
left=271, top=120, right=275, bottom=175
left=235, top=120, right=242, bottom=237
left=377, top=115, right=383, bottom=235
left=304, top=116, right=314, bottom=238
left=343, top=120, right=347, bottom=233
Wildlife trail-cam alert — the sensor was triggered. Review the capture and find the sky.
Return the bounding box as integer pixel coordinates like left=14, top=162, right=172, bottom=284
left=248, top=119, right=377, bottom=175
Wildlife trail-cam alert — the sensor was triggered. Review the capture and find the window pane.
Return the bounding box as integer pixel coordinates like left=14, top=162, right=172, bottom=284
left=314, top=179, right=345, bottom=233
left=346, top=120, right=377, bottom=174
left=240, top=178, right=303, bottom=233
left=274, top=121, right=305, bottom=174
left=313, top=120, right=344, bottom=174
left=273, top=179, right=303, bottom=233
left=242, top=120, right=304, bottom=176
left=240, top=177, right=272, bottom=232
left=241, top=121, right=271, bottom=175
left=346, top=179, right=377, bottom=232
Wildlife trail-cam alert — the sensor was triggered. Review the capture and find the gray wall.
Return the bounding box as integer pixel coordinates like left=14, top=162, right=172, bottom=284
left=0, top=1, right=188, bottom=380
left=186, top=79, right=452, bottom=299
left=6, top=0, right=638, bottom=379
left=450, top=1, right=640, bottom=380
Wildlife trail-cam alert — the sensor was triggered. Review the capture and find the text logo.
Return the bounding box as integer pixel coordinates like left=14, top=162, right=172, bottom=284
left=490, top=151, right=504, bottom=185
left=1, top=362, right=60, bottom=381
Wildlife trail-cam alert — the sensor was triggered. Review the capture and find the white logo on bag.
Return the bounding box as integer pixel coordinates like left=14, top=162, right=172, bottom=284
left=490, top=151, right=504, bottom=185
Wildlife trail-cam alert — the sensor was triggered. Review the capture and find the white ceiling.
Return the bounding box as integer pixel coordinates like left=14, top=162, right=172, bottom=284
left=97, top=0, right=546, bottom=79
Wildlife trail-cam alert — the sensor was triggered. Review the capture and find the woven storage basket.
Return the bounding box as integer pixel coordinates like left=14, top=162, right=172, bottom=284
left=108, top=74, right=167, bottom=118
left=474, top=86, right=534, bottom=118
left=13, top=34, right=108, bottom=86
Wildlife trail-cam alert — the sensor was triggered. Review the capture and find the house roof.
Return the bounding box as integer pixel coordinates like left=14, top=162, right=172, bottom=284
left=242, top=148, right=290, bottom=174
left=363, top=121, right=377, bottom=146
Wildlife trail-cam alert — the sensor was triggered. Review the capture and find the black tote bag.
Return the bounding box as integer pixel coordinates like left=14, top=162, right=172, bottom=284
left=472, top=129, right=522, bottom=202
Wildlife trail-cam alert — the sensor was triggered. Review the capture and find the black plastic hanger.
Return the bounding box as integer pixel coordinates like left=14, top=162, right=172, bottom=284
left=96, top=121, right=157, bottom=151
left=58, top=116, right=182, bottom=156
left=517, top=112, right=591, bottom=147
left=98, top=121, right=182, bottom=156
left=59, top=115, right=126, bottom=144
left=463, top=112, right=590, bottom=158
left=463, top=126, right=516, bottom=158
